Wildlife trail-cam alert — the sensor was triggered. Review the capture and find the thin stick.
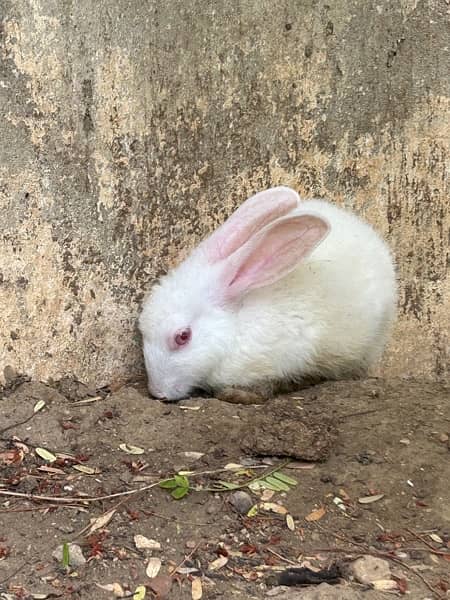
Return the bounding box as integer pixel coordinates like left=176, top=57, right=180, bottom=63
left=406, top=528, right=450, bottom=556
left=0, top=411, right=40, bottom=435
left=312, top=523, right=444, bottom=599
left=0, top=560, right=30, bottom=586
left=170, top=541, right=202, bottom=576
left=0, top=481, right=161, bottom=504
left=337, top=409, right=381, bottom=421
left=266, top=547, right=299, bottom=566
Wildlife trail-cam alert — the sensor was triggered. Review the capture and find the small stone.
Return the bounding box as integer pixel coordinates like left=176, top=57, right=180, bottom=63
left=52, top=543, right=86, bottom=567
left=228, top=491, right=254, bottom=515
left=185, top=540, right=197, bottom=549
left=399, top=438, right=411, bottom=445
left=439, top=433, right=449, bottom=443
left=349, top=555, right=391, bottom=584
left=206, top=501, right=220, bottom=515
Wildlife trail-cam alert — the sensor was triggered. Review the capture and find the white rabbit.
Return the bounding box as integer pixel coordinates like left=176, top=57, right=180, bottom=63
left=139, top=186, right=397, bottom=402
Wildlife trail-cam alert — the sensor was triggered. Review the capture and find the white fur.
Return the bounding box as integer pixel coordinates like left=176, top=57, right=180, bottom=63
left=139, top=188, right=397, bottom=400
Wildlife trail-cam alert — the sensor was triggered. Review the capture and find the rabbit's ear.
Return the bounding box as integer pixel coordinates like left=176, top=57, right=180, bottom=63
left=201, top=187, right=299, bottom=263
left=222, top=213, right=329, bottom=299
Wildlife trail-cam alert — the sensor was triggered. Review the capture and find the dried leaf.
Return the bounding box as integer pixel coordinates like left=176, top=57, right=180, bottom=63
left=134, top=535, right=161, bottom=551
left=358, top=494, right=384, bottom=504
left=208, top=555, right=228, bottom=570
left=372, top=579, right=398, bottom=591
left=0, top=449, right=23, bottom=465
left=119, top=443, right=145, bottom=455
left=73, top=464, right=99, bottom=475
left=148, top=575, right=172, bottom=598
left=429, top=533, right=443, bottom=545
left=88, top=509, right=116, bottom=534
left=35, top=447, right=57, bottom=463
left=286, top=462, right=315, bottom=470
left=37, top=465, right=66, bottom=474
left=146, top=557, right=162, bottom=578
left=305, top=506, right=326, bottom=522
left=286, top=514, right=295, bottom=531
left=176, top=567, right=199, bottom=575
left=191, top=577, right=202, bottom=600
left=96, top=583, right=125, bottom=597
left=183, top=452, right=204, bottom=460
left=260, top=502, right=288, bottom=515
left=33, top=400, right=46, bottom=413
left=261, top=489, right=275, bottom=501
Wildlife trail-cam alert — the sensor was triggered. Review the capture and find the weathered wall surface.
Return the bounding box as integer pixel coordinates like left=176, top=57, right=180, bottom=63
left=0, top=0, right=448, bottom=386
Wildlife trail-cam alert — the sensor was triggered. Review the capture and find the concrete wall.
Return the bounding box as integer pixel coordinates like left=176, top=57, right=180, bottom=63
left=1, top=0, right=448, bottom=386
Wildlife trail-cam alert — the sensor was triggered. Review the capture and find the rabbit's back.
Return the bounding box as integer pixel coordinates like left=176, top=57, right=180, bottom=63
left=208, top=200, right=396, bottom=388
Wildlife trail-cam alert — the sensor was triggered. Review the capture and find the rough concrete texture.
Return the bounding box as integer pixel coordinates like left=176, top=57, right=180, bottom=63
left=0, top=0, right=448, bottom=386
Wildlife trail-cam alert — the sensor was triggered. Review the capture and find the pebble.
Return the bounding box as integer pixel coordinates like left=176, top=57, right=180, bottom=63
left=228, top=490, right=254, bottom=515
left=439, top=433, right=449, bottom=443
left=349, top=555, right=391, bottom=585
left=52, top=543, right=86, bottom=567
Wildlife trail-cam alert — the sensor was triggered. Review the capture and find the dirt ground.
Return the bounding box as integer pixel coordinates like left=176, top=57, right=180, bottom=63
left=1, top=376, right=449, bottom=599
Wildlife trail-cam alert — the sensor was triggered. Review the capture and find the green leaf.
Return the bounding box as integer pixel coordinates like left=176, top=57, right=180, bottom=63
left=174, top=474, right=189, bottom=488
left=62, top=542, right=70, bottom=568
left=247, top=504, right=258, bottom=517
left=159, top=478, right=179, bottom=489
left=252, top=478, right=283, bottom=491
left=133, top=585, right=146, bottom=600
left=264, top=476, right=290, bottom=492
left=171, top=486, right=189, bottom=499
left=215, top=480, right=240, bottom=490
left=271, top=472, right=298, bottom=486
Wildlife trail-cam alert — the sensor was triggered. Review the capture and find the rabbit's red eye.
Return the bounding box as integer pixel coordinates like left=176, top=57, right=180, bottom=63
left=174, top=327, right=191, bottom=347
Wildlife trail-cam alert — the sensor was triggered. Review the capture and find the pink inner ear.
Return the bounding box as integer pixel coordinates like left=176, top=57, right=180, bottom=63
left=200, top=187, right=299, bottom=263
left=225, top=214, right=330, bottom=298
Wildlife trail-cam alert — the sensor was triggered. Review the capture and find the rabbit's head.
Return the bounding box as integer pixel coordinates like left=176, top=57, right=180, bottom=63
left=139, top=187, right=329, bottom=400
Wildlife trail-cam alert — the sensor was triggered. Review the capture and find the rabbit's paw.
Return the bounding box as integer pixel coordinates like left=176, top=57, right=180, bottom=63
left=216, top=387, right=267, bottom=405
